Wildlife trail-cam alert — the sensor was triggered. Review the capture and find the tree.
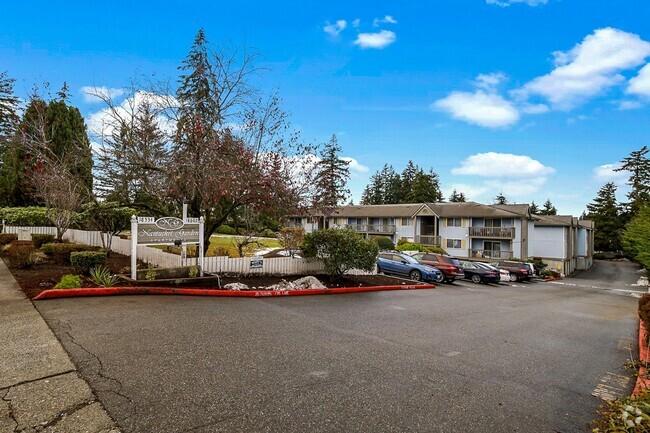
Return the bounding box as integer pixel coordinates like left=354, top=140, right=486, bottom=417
left=622, top=205, right=650, bottom=269
left=586, top=182, right=624, bottom=251
left=301, top=228, right=379, bottom=280
left=616, top=146, right=650, bottom=216
left=0, top=71, right=20, bottom=206
left=277, top=226, right=305, bottom=257
left=361, top=170, right=385, bottom=205
left=494, top=192, right=508, bottom=205
left=539, top=199, right=557, bottom=215
left=312, top=134, right=350, bottom=216
left=449, top=189, right=467, bottom=203
left=81, top=201, right=137, bottom=254
left=530, top=201, right=540, bottom=214
left=406, top=168, right=443, bottom=203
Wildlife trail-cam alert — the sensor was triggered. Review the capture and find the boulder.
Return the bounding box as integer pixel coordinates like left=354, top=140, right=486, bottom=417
left=292, top=276, right=327, bottom=290
left=224, top=282, right=249, bottom=291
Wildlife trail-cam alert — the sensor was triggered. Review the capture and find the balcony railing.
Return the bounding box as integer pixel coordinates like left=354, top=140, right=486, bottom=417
left=469, top=227, right=515, bottom=239
left=415, top=235, right=441, bottom=246
left=470, top=249, right=513, bottom=259
left=287, top=223, right=303, bottom=228
left=345, top=224, right=396, bottom=234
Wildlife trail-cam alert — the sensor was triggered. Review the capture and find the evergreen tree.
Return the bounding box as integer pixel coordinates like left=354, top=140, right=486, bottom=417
left=313, top=135, right=350, bottom=215
left=586, top=182, right=624, bottom=251
left=530, top=201, right=540, bottom=214
left=494, top=192, right=508, bottom=204
left=0, top=71, right=20, bottom=206
left=622, top=205, right=650, bottom=269
left=616, top=146, right=650, bottom=215
left=406, top=168, right=443, bottom=203
left=539, top=199, right=557, bottom=215
left=381, top=164, right=402, bottom=204
left=400, top=160, right=418, bottom=200
left=449, top=189, right=467, bottom=202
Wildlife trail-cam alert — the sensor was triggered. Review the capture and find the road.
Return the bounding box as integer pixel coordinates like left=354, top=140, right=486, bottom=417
left=35, top=260, right=644, bottom=433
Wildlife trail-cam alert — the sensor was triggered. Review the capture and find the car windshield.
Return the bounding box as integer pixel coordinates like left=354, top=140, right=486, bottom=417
left=401, top=255, right=418, bottom=264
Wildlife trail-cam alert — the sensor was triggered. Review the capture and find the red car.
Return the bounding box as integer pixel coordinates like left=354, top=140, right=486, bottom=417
left=411, top=253, right=465, bottom=283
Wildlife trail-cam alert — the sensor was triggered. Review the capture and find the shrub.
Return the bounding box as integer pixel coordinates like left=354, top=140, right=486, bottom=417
left=639, top=294, right=650, bottom=331
left=5, top=242, right=37, bottom=268
left=0, top=207, right=53, bottom=226
left=277, top=227, right=305, bottom=257
left=396, top=242, right=428, bottom=252
left=372, top=236, right=395, bottom=251
left=302, top=228, right=379, bottom=280
left=31, top=234, right=56, bottom=249
left=0, top=233, right=17, bottom=246
left=54, top=274, right=83, bottom=289
left=88, top=266, right=119, bottom=287
left=71, top=251, right=108, bottom=274
left=216, top=224, right=237, bottom=235
left=593, top=252, right=606, bottom=260
left=261, top=228, right=276, bottom=238
left=41, top=243, right=92, bottom=264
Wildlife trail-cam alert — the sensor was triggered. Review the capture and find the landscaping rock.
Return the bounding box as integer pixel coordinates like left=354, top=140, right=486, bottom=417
left=292, top=276, right=327, bottom=290
left=224, top=283, right=249, bottom=291
left=267, top=280, right=296, bottom=291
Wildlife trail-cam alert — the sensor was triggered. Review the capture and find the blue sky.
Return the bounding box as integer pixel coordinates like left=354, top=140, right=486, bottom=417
left=2, top=0, right=649, bottom=215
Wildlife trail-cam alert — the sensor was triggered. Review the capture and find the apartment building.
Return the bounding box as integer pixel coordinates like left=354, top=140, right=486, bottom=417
left=533, top=215, right=595, bottom=275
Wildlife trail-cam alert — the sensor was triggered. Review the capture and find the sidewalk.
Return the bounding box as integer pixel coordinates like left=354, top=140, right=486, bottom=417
left=0, top=259, right=120, bottom=433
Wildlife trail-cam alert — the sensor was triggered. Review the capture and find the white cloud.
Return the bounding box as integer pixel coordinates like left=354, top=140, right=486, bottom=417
left=475, top=72, right=508, bottom=91
left=628, top=63, right=650, bottom=97
left=354, top=30, right=396, bottom=49
left=452, top=152, right=555, bottom=178
left=486, top=0, right=548, bottom=6
left=520, top=103, right=550, bottom=114
left=593, top=163, right=629, bottom=185
left=617, top=100, right=643, bottom=110
left=373, top=15, right=397, bottom=26
left=518, top=28, right=650, bottom=109
left=352, top=19, right=361, bottom=28
left=324, top=20, right=347, bottom=37
left=432, top=91, right=520, bottom=128
left=80, top=86, right=125, bottom=104
left=567, top=114, right=588, bottom=124
left=341, top=157, right=369, bottom=174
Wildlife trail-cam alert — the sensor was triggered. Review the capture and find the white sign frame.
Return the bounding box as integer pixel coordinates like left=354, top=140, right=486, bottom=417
left=131, top=215, right=204, bottom=280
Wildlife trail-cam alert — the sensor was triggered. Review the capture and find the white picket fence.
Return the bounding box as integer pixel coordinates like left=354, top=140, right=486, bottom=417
left=1, top=226, right=379, bottom=276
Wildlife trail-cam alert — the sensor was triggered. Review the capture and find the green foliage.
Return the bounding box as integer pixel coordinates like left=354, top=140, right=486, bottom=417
left=88, top=266, right=119, bottom=287
left=592, top=388, right=650, bottom=432
left=188, top=265, right=199, bottom=278
left=80, top=201, right=135, bottom=233
left=312, top=135, right=350, bottom=213
left=449, top=189, right=467, bottom=203
left=145, top=266, right=157, bottom=281
left=31, top=234, right=55, bottom=249
left=394, top=239, right=447, bottom=254
left=539, top=199, right=558, bottom=215
left=216, top=224, right=237, bottom=235
left=54, top=274, right=83, bottom=289
left=361, top=161, right=443, bottom=205
left=588, top=183, right=625, bottom=252
left=5, top=242, right=36, bottom=268
left=70, top=251, right=107, bottom=274
left=41, top=242, right=92, bottom=264
left=622, top=205, right=650, bottom=269
left=0, top=207, right=53, bottom=226
left=372, top=236, right=395, bottom=250
left=617, top=146, right=650, bottom=216
left=302, top=228, right=379, bottom=279
left=0, top=233, right=17, bottom=246
left=494, top=192, right=508, bottom=205
left=260, top=228, right=276, bottom=238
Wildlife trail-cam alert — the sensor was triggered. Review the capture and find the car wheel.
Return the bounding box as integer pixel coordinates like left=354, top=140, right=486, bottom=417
left=434, top=273, right=445, bottom=283
left=471, top=274, right=481, bottom=284
left=509, top=274, right=517, bottom=282
left=376, top=266, right=382, bottom=275
left=409, top=270, right=422, bottom=281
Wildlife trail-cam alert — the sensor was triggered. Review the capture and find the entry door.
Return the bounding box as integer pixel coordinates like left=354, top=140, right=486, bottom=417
left=484, top=241, right=501, bottom=252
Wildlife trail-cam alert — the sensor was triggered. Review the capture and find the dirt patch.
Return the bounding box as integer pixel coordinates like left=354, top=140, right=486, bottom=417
left=214, top=273, right=418, bottom=290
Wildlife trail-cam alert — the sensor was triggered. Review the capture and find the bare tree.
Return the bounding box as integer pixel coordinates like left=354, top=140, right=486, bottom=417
left=277, top=226, right=305, bottom=257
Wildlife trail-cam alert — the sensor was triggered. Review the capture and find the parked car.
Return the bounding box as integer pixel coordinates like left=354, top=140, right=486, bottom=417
left=377, top=252, right=443, bottom=283
left=410, top=252, right=465, bottom=283
left=459, top=261, right=501, bottom=284
left=475, top=262, right=510, bottom=282
left=492, top=261, right=532, bottom=282
left=524, top=262, right=537, bottom=276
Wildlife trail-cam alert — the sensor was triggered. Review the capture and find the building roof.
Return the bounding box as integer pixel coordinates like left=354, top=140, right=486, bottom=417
left=329, top=203, right=428, bottom=218
left=325, top=202, right=532, bottom=219
left=534, top=215, right=578, bottom=227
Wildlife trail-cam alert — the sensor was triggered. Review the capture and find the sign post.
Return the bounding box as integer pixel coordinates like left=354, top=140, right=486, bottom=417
left=130, top=215, right=204, bottom=280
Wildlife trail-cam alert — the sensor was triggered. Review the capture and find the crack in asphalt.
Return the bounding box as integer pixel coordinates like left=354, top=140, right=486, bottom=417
left=0, top=369, right=76, bottom=393
left=48, top=318, right=137, bottom=424
left=1, top=387, right=18, bottom=433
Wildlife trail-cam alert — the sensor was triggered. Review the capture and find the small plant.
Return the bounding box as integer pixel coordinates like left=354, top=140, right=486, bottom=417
left=0, top=233, right=18, bottom=246
left=54, top=274, right=83, bottom=289
left=372, top=236, right=395, bottom=251
left=71, top=251, right=108, bottom=274
left=41, top=243, right=92, bottom=264
left=145, top=265, right=157, bottom=281
left=88, top=266, right=119, bottom=287
left=593, top=391, right=650, bottom=432
left=5, top=242, right=37, bottom=268
left=31, top=234, right=56, bottom=249
left=188, top=265, right=199, bottom=278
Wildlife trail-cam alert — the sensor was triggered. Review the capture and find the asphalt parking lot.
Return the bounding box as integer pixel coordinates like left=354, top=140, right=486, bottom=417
left=35, top=260, right=643, bottom=433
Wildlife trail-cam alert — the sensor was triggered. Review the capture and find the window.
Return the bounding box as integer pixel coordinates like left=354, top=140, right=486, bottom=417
left=401, top=218, right=411, bottom=226
left=485, top=219, right=502, bottom=228
left=446, top=239, right=462, bottom=249
left=447, top=218, right=462, bottom=227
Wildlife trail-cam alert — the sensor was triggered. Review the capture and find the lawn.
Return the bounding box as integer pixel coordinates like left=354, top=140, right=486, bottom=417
left=155, top=235, right=281, bottom=257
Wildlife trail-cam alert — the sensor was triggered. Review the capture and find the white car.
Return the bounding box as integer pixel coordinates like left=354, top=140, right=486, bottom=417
left=476, top=262, right=510, bottom=283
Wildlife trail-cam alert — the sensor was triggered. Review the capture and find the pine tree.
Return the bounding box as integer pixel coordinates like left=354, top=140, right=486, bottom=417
left=381, top=164, right=402, bottom=204
left=539, top=199, right=557, bottom=215
left=400, top=161, right=418, bottom=200
left=406, top=168, right=443, bottom=203
left=0, top=71, right=20, bottom=206
left=530, top=201, right=540, bottom=214
left=313, top=135, right=350, bottom=215
left=449, top=189, right=467, bottom=202
left=586, top=182, right=624, bottom=251
left=494, top=192, right=508, bottom=204
left=616, top=146, right=650, bottom=215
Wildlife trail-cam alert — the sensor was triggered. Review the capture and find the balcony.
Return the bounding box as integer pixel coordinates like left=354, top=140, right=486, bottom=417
left=470, top=249, right=513, bottom=260
left=469, top=227, right=515, bottom=239
left=415, top=235, right=441, bottom=246
left=287, top=223, right=303, bottom=228
left=345, top=224, right=396, bottom=234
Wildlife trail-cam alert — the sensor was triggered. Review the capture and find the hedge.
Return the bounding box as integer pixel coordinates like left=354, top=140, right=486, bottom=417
left=0, top=233, right=17, bottom=246
left=32, top=234, right=56, bottom=249
left=372, top=236, right=395, bottom=250
left=70, top=251, right=108, bottom=274
left=41, top=243, right=92, bottom=264
left=0, top=207, right=53, bottom=226
left=640, top=294, right=650, bottom=340
left=216, top=224, right=237, bottom=235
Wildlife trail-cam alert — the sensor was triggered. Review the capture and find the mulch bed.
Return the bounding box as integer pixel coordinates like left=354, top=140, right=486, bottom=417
left=2, top=249, right=418, bottom=299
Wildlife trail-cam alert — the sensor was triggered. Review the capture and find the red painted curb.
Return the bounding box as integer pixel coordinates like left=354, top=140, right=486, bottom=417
left=33, top=284, right=436, bottom=300
left=633, top=319, right=650, bottom=397
left=544, top=277, right=562, bottom=282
